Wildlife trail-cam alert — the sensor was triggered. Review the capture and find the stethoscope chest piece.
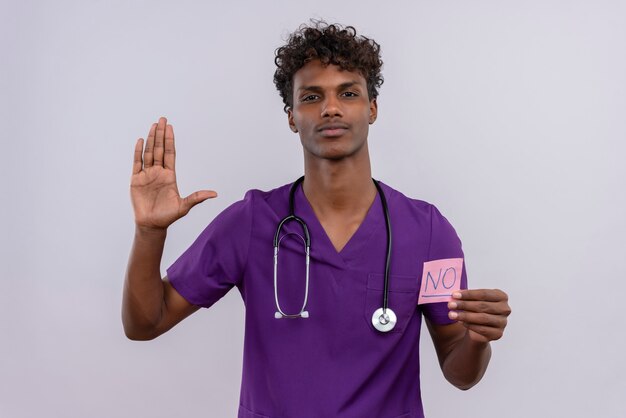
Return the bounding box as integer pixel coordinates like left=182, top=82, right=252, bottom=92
left=371, top=307, right=397, bottom=332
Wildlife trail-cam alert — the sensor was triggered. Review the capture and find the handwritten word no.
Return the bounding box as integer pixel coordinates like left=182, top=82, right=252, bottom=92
left=418, top=258, right=464, bottom=305
left=425, top=267, right=457, bottom=291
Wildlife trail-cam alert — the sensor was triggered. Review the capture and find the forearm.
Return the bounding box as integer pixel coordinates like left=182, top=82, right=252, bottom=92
left=442, top=331, right=492, bottom=390
left=122, top=226, right=168, bottom=339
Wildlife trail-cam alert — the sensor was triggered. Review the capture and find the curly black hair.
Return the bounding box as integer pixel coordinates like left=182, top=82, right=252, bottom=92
left=273, top=20, right=384, bottom=113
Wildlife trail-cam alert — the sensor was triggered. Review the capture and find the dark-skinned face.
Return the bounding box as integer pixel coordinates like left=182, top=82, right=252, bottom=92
left=288, top=60, right=377, bottom=161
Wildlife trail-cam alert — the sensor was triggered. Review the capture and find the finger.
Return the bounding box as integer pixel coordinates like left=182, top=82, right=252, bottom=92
left=153, top=117, right=167, bottom=167
left=133, top=138, right=144, bottom=174
left=180, top=190, right=218, bottom=215
left=144, top=123, right=157, bottom=168
left=453, top=289, right=508, bottom=303
left=448, top=300, right=511, bottom=316
left=164, top=124, right=176, bottom=170
left=449, top=311, right=508, bottom=329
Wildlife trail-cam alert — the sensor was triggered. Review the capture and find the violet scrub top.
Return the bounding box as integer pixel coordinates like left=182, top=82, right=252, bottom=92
left=167, top=181, right=468, bottom=418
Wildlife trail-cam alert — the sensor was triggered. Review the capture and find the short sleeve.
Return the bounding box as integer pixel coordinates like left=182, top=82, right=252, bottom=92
left=165, top=192, right=254, bottom=308
left=421, top=204, right=469, bottom=325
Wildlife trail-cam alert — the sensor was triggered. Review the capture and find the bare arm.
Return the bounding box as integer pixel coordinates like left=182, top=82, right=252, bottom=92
left=123, top=227, right=201, bottom=340
left=426, top=289, right=511, bottom=390
left=122, top=117, right=216, bottom=340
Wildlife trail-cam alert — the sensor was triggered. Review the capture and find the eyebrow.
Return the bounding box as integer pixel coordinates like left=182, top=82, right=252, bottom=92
left=297, top=81, right=362, bottom=93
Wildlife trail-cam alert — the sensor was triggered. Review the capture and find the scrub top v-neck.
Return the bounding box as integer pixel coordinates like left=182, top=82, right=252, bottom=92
left=294, top=181, right=384, bottom=267
left=166, top=181, right=468, bottom=418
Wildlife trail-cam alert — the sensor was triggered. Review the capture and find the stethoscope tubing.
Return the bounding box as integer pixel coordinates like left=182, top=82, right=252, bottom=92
left=373, top=179, right=392, bottom=313
left=273, top=212, right=311, bottom=319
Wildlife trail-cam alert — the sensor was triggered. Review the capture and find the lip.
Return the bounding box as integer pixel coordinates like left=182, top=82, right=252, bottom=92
left=318, top=123, right=349, bottom=137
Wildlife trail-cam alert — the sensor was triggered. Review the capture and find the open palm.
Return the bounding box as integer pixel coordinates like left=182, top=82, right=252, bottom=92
left=130, top=117, right=216, bottom=230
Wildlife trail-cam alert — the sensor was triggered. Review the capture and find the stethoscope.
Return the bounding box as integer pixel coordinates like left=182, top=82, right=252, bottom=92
left=273, top=176, right=397, bottom=333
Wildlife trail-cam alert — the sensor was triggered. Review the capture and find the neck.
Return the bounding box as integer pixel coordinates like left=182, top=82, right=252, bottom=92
left=302, top=147, right=377, bottom=216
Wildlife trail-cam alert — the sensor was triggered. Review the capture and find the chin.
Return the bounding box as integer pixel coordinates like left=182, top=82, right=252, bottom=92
left=303, top=137, right=367, bottom=162
left=313, top=146, right=360, bottom=161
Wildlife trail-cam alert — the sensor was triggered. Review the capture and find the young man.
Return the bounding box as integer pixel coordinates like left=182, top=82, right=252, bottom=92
left=123, top=21, right=511, bottom=418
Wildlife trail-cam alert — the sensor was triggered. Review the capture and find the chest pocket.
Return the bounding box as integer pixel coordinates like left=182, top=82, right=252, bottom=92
left=363, top=273, right=418, bottom=333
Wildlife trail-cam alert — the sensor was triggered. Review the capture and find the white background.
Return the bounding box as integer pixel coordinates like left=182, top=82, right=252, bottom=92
left=1, top=1, right=625, bottom=417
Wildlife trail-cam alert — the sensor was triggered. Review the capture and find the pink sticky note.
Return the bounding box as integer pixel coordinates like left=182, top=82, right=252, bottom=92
left=418, top=258, right=463, bottom=305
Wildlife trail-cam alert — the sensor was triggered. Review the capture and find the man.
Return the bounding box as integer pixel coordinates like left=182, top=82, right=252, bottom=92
left=123, top=21, right=511, bottom=418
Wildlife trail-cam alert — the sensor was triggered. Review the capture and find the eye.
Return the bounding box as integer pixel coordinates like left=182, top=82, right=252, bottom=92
left=342, top=91, right=358, bottom=98
left=301, top=94, right=319, bottom=102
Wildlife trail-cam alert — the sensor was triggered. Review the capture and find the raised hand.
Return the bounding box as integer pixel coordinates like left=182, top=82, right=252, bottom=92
left=447, top=289, right=511, bottom=344
left=130, top=117, right=217, bottom=230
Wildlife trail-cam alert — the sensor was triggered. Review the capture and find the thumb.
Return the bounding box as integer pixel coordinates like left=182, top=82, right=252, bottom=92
left=181, top=190, right=218, bottom=214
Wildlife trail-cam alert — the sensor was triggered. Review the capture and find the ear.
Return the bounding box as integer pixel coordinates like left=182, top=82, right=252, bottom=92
left=287, top=108, right=298, bottom=133
left=369, top=98, right=378, bottom=124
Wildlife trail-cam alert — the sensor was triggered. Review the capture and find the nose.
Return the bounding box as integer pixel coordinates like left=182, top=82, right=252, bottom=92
left=321, top=96, right=343, bottom=118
